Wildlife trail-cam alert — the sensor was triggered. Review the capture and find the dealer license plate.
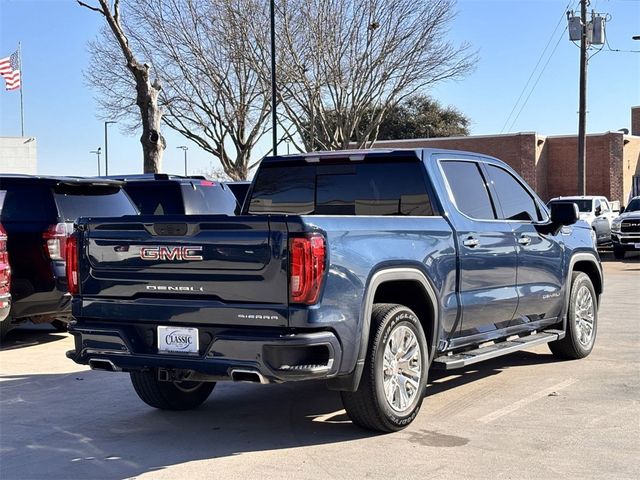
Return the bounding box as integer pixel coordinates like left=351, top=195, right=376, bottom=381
left=635, top=243, right=640, bottom=249
left=157, top=326, right=199, bottom=354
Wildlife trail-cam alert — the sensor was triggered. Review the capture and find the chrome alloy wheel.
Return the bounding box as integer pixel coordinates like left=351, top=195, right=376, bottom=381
left=382, top=325, right=422, bottom=412
left=575, top=285, right=595, bottom=346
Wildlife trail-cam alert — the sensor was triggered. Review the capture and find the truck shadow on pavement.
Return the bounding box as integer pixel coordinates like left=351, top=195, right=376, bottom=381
left=0, top=349, right=559, bottom=480
left=427, top=350, right=558, bottom=395
left=0, top=327, right=67, bottom=351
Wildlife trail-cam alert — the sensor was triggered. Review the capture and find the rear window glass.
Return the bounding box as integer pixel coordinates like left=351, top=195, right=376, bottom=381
left=0, top=183, right=57, bottom=222
left=181, top=182, right=237, bottom=215
left=124, top=183, right=185, bottom=215
left=53, top=184, right=138, bottom=221
left=248, top=161, right=434, bottom=216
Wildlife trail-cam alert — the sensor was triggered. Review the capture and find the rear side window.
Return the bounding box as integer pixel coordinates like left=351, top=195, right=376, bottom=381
left=0, top=183, right=57, bottom=222
left=485, top=165, right=542, bottom=222
left=249, top=161, right=434, bottom=216
left=124, top=183, right=184, bottom=215
left=180, top=182, right=237, bottom=215
left=441, top=161, right=495, bottom=220
left=53, top=184, right=138, bottom=221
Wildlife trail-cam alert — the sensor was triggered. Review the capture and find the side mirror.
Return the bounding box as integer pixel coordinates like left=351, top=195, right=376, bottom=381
left=595, top=206, right=602, bottom=216
left=550, top=201, right=579, bottom=226
left=620, top=206, right=626, bottom=214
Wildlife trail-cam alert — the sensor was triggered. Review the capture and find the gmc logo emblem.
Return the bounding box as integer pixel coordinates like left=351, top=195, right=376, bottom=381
left=140, top=246, right=204, bottom=261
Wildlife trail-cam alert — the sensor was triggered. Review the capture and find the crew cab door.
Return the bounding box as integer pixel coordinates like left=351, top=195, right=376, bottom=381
left=482, top=163, right=565, bottom=323
left=439, top=159, right=518, bottom=338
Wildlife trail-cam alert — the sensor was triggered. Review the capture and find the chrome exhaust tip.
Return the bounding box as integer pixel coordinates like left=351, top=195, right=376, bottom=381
left=230, top=369, right=268, bottom=384
left=88, top=358, right=121, bottom=372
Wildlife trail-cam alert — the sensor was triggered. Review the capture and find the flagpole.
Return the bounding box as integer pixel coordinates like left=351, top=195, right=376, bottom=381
left=18, top=42, right=24, bottom=136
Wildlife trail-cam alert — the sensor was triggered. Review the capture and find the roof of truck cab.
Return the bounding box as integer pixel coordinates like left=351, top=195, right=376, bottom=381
left=0, top=174, right=124, bottom=186
left=99, top=174, right=207, bottom=182
left=261, top=147, right=505, bottom=164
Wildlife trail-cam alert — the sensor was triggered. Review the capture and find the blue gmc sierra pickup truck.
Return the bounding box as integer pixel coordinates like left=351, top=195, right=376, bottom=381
left=66, top=148, right=602, bottom=432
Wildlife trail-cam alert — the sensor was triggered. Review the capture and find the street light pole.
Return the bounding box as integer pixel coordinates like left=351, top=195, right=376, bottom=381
left=177, top=146, right=188, bottom=176
left=90, top=147, right=102, bottom=176
left=270, top=0, right=278, bottom=156
left=104, top=121, right=116, bottom=176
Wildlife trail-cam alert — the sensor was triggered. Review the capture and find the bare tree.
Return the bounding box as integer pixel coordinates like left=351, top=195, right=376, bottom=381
left=78, top=0, right=165, bottom=173
left=86, top=0, right=272, bottom=180
left=263, top=0, right=476, bottom=151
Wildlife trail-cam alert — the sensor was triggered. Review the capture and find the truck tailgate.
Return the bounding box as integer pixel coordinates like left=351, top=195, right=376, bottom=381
left=75, top=215, right=291, bottom=325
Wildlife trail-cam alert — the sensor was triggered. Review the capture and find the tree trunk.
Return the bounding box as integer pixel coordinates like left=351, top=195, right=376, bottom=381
left=135, top=75, right=164, bottom=173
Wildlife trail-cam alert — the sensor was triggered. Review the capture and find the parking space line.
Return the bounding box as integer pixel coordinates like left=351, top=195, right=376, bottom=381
left=477, top=378, right=577, bottom=424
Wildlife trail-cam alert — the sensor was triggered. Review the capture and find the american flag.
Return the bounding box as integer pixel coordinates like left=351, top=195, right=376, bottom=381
left=0, top=51, right=21, bottom=91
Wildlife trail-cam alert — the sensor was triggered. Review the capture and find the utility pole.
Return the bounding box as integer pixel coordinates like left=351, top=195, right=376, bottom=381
left=104, top=121, right=116, bottom=176
left=577, top=0, right=588, bottom=196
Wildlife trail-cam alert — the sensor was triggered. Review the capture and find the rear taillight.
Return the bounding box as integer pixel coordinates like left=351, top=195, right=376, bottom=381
left=65, top=235, right=79, bottom=295
left=0, top=224, right=10, bottom=295
left=289, top=233, right=326, bottom=304
left=43, top=223, right=71, bottom=261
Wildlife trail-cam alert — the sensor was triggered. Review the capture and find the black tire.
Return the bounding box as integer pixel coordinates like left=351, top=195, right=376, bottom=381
left=0, top=318, right=11, bottom=342
left=549, top=272, right=597, bottom=359
left=130, top=369, right=215, bottom=410
left=341, top=303, right=429, bottom=432
left=613, top=247, right=625, bottom=260
left=50, top=320, right=68, bottom=332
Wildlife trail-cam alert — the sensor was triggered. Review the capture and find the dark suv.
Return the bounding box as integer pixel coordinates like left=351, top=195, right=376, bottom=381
left=0, top=175, right=138, bottom=339
left=106, top=174, right=238, bottom=216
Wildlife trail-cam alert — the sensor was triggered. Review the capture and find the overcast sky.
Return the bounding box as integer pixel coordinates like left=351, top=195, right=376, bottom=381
left=1, top=0, right=639, bottom=178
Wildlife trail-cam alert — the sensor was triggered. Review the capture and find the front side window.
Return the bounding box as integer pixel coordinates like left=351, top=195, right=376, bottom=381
left=440, top=161, right=496, bottom=220
left=485, top=165, right=542, bottom=222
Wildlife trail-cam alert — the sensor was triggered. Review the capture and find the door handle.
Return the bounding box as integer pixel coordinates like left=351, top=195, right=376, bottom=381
left=518, top=235, right=531, bottom=246
left=463, top=237, right=480, bottom=248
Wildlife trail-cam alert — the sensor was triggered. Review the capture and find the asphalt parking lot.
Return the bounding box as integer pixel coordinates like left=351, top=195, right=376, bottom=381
left=1, top=253, right=639, bottom=480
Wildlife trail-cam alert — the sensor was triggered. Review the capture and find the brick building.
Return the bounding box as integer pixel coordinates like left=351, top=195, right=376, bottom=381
left=373, top=106, right=640, bottom=203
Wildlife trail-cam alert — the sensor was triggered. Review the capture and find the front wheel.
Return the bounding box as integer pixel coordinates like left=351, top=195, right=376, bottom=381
left=341, top=303, right=429, bottom=432
left=613, top=247, right=626, bottom=260
left=549, top=272, right=598, bottom=359
left=130, top=369, right=215, bottom=410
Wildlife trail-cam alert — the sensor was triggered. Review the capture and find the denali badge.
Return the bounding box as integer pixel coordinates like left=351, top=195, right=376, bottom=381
left=146, top=285, right=204, bottom=292
left=140, top=246, right=203, bottom=261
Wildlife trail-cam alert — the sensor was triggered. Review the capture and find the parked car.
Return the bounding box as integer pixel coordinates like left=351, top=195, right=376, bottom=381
left=66, top=149, right=602, bottom=432
left=0, top=190, right=10, bottom=336
left=611, top=196, right=640, bottom=259
left=547, top=195, right=617, bottom=246
left=0, top=175, right=138, bottom=339
left=224, top=181, right=251, bottom=213
left=106, top=174, right=238, bottom=216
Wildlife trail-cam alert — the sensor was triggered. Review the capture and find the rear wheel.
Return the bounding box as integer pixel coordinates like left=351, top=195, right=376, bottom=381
left=50, top=320, right=68, bottom=332
left=341, top=303, right=429, bottom=432
left=130, top=369, right=215, bottom=410
left=549, top=272, right=597, bottom=359
left=0, top=317, right=11, bottom=342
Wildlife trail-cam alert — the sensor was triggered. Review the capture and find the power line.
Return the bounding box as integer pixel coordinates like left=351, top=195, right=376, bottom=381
left=506, top=25, right=568, bottom=133
left=500, top=1, right=576, bottom=134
